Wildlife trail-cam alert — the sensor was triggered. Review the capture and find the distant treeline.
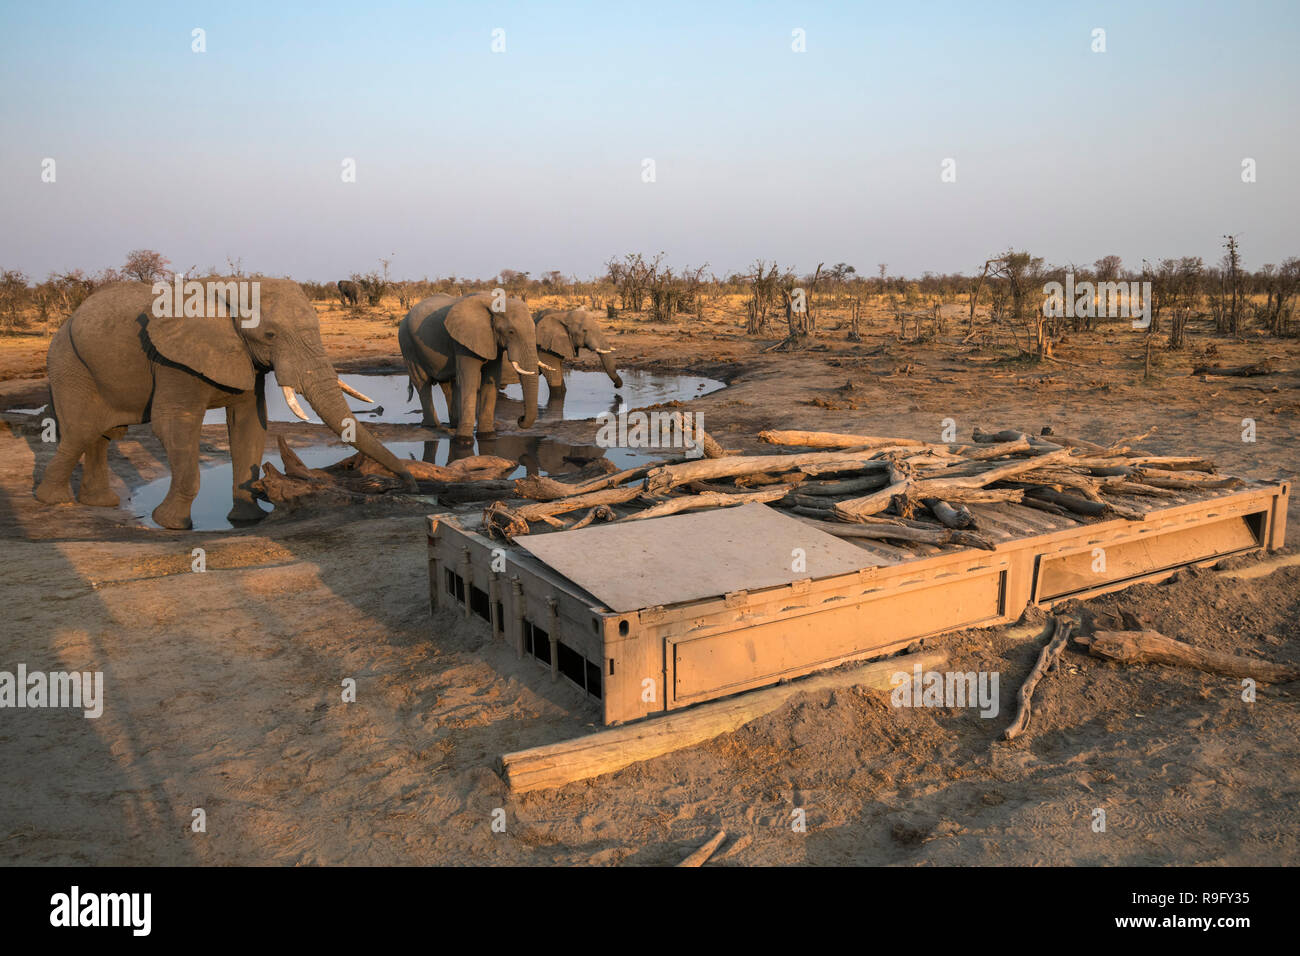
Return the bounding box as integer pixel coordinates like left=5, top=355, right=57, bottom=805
left=3, top=241, right=1296, bottom=340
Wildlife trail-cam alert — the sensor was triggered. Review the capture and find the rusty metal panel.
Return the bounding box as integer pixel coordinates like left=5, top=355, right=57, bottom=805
left=515, top=503, right=880, bottom=613
left=1035, top=511, right=1263, bottom=601
left=670, top=567, right=1005, bottom=704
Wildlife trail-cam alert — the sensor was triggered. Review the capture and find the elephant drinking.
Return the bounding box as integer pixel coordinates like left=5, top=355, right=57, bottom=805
left=398, top=292, right=542, bottom=439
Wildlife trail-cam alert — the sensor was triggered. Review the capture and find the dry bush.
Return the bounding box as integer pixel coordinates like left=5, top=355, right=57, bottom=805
left=0, top=270, right=31, bottom=331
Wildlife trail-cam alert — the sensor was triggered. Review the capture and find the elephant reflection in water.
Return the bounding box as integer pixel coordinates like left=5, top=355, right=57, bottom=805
left=494, top=382, right=626, bottom=427
left=421, top=434, right=610, bottom=477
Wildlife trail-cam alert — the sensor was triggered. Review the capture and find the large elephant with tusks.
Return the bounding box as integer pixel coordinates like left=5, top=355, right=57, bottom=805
left=499, top=307, right=622, bottom=393
left=398, top=292, right=542, bottom=439
left=35, top=277, right=415, bottom=529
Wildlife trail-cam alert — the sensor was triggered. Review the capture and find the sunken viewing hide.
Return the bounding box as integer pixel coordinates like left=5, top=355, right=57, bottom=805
left=423, top=424, right=1290, bottom=727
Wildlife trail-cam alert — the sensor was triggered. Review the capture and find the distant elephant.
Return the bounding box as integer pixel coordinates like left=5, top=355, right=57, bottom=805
left=337, top=279, right=360, bottom=306
left=499, top=308, right=622, bottom=392
left=35, top=278, right=416, bottom=529
left=398, top=293, right=541, bottom=439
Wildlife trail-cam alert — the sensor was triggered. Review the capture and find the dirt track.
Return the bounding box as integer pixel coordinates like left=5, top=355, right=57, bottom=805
left=1, top=302, right=1298, bottom=865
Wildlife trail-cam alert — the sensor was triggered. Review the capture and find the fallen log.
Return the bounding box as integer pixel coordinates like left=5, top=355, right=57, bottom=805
left=276, top=436, right=331, bottom=480
left=1075, top=630, right=1300, bottom=683
left=1024, top=487, right=1107, bottom=517
left=1003, top=617, right=1074, bottom=740
left=483, top=486, right=644, bottom=537
left=789, top=473, right=889, bottom=496
left=923, top=498, right=974, bottom=529
left=618, top=486, right=791, bottom=522
left=498, top=649, right=948, bottom=793
left=759, top=429, right=941, bottom=450
left=677, top=830, right=727, bottom=868
left=947, top=437, right=1033, bottom=459
left=643, top=452, right=889, bottom=494
left=831, top=455, right=1053, bottom=521
left=1191, top=359, right=1274, bottom=377
left=327, top=450, right=518, bottom=482
left=795, top=515, right=995, bottom=550
left=563, top=505, right=616, bottom=530
left=972, top=428, right=1066, bottom=452
left=666, top=411, right=729, bottom=458
left=513, top=462, right=667, bottom=501
left=1133, top=474, right=1242, bottom=491
left=829, top=480, right=910, bottom=520
left=252, top=462, right=368, bottom=505
left=1017, top=496, right=1073, bottom=519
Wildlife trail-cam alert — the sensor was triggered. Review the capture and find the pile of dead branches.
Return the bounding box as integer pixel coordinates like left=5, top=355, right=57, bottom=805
left=256, top=420, right=1237, bottom=551
left=250, top=436, right=525, bottom=508
left=478, top=423, right=1237, bottom=547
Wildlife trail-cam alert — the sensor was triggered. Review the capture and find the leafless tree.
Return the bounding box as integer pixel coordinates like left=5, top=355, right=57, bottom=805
left=122, top=249, right=171, bottom=283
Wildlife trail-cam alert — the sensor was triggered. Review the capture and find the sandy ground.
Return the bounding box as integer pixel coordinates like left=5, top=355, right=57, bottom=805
left=1, top=298, right=1298, bottom=865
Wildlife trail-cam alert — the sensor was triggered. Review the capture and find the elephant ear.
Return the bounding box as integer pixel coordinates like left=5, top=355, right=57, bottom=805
left=144, top=311, right=256, bottom=391
left=444, top=298, right=498, bottom=360
left=535, top=314, right=577, bottom=360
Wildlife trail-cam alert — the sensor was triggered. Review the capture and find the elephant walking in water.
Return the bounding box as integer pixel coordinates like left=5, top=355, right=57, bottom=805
left=398, top=292, right=542, bottom=439
left=36, top=278, right=415, bottom=529
left=499, top=307, right=622, bottom=393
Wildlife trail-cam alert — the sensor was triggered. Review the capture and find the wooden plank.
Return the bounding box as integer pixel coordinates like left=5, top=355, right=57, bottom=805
left=499, top=649, right=947, bottom=793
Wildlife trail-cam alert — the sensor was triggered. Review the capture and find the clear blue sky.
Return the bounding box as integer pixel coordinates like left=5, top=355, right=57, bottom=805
left=2, top=0, right=1296, bottom=280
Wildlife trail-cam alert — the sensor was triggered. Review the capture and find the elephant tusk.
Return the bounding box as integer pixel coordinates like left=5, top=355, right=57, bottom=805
left=538, top=360, right=557, bottom=371
left=282, top=385, right=311, bottom=421
left=337, top=379, right=375, bottom=403
left=594, top=347, right=615, bottom=354
left=511, top=361, right=537, bottom=376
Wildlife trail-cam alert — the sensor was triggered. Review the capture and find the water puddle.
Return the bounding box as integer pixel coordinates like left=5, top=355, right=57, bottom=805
left=127, top=435, right=655, bottom=532
left=202, top=369, right=724, bottom=426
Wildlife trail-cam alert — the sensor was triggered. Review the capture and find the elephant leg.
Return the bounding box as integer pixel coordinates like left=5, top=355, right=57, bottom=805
left=36, top=337, right=104, bottom=505
left=453, top=354, right=482, bottom=443
left=439, top=381, right=456, bottom=427
left=35, top=427, right=89, bottom=505
left=226, top=386, right=267, bottom=523
left=477, top=360, right=501, bottom=436
left=150, top=385, right=206, bottom=530
left=417, top=380, right=440, bottom=429
left=77, top=432, right=120, bottom=507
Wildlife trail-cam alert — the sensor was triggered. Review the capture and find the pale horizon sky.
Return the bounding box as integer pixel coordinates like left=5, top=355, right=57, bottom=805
left=2, top=0, right=1297, bottom=281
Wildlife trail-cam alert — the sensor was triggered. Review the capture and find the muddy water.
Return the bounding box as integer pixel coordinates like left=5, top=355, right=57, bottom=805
left=128, top=435, right=656, bottom=532
left=201, top=369, right=725, bottom=426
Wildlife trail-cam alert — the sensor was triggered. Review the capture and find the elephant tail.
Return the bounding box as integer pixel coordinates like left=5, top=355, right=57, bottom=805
left=403, top=355, right=428, bottom=400
left=45, top=382, right=58, bottom=431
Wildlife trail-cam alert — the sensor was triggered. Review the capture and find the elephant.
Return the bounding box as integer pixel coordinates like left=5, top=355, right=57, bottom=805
left=337, top=279, right=360, bottom=306
left=398, top=292, right=541, bottom=440
left=499, top=308, right=622, bottom=393
left=35, top=277, right=416, bottom=530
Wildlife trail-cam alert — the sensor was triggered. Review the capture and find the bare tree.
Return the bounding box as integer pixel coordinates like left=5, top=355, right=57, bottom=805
left=1216, top=235, right=1244, bottom=336
left=122, top=249, right=171, bottom=283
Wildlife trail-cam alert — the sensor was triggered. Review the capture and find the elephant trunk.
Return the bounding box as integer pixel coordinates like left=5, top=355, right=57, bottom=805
left=297, top=365, right=418, bottom=490
left=515, top=357, right=539, bottom=429
left=598, top=348, right=623, bottom=389
left=540, top=350, right=564, bottom=390
left=506, top=339, right=540, bottom=429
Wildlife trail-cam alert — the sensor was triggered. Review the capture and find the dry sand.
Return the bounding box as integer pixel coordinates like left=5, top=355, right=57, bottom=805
left=1, top=299, right=1297, bottom=865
